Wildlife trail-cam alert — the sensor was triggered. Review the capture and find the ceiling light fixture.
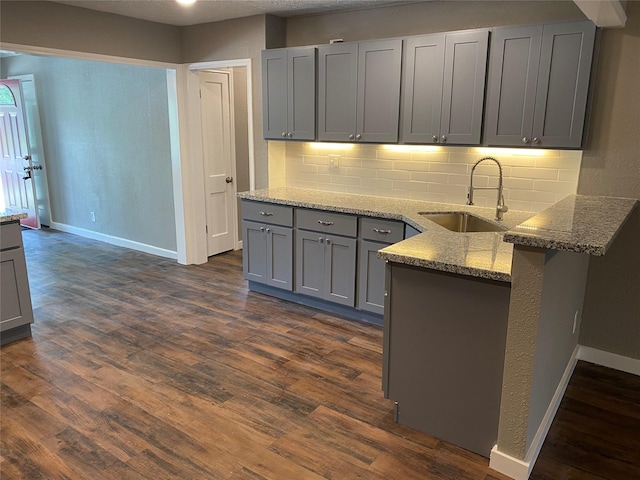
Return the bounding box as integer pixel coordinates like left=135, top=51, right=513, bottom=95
left=176, top=0, right=196, bottom=6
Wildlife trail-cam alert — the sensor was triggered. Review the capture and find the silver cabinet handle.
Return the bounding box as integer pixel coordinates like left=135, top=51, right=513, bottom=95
left=260, top=227, right=265, bottom=232
left=287, top=132, right=293, bottom=138
left=266, top=228, right=271, bottom=233
left=533, top=137, right=540, bottom=144
left=440, top=135, right=447, bottom=142
left=319, top=237, right=324, bottom=243
left=318, top=220, right=334, bottom=226
left=373, top=228, right=392, bottom=234
left=259, top=211, right=274, bottom=216
left=348, top=134, right=354, bottom=140
left=325, top=238, right=331, bottom=245
left=432, top=135, right=438, bottom=142
left=282, top=132, right=287, bottom=137
left=355, top=134, right=362, bottom=140
left=522, top=137, right=530, bottom=144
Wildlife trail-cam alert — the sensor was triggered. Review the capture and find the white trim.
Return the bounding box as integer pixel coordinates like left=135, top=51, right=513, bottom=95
left=50, top=222, right=177, bottom=260
left=236, top=240, right=243, bottom=250
left=573, top=0, right=627, bottom=28
left=490, top=345, right=579, bottom=480
left=578, top=346, right=640, bottom=376
left=0, top=43, right=178, bottom=69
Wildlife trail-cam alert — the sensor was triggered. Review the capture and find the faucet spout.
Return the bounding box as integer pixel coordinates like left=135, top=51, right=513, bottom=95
left=467, top=156, right=509, bottom=221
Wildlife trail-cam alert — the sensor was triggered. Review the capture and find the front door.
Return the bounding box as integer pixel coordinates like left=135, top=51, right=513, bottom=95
left=0, top=79, right=39, bottom=229
left=199, top=70, right=236, bottom=256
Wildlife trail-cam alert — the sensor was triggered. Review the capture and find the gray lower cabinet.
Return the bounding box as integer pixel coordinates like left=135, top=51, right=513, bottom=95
left=262, top=47, right=316, bottom=140
left=357, top=217, right=404, bottom=315
left=318, top=39, right=402, bottom=143
left=383, top=262, right=511, bottom=457
left=485, top=20, right=596, bottom=148
left=295, top=209, right=357, bottom=306
left=241, top=201, right=294, bottom=290
left=1, top=221, right=34, bottom=345
left=402, top=29, right=489, bottom=145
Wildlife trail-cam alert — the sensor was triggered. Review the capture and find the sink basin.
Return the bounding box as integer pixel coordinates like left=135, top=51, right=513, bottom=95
left=419, top=212, right=508, bottom=233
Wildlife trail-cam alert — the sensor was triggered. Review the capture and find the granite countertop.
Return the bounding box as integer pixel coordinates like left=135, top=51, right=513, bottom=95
left=238, top=187, right=534, bottom=282
left=0, top=212, right=28, bottom=223
left=503, top=195, right=638, bottom=256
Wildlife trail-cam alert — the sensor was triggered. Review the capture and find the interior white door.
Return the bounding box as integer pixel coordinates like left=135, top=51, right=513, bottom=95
left=0, top=79, right=39, bottom=229
left=199, top=70, right=236, bottom=256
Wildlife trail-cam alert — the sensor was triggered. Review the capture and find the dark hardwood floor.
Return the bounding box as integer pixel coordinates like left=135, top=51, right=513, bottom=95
left=1, top=229, right=638, bottom=479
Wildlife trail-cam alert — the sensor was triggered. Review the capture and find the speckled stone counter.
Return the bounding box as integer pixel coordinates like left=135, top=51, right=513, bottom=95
left=0, top=212, right=27, bottom=223
left=504, top=195, right=638, bottom=255
left=238, top=187, right=533, bottom=282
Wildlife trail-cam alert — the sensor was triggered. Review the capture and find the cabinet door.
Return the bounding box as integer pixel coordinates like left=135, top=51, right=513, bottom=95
left=317, top=43, right=359, bottom=142
left=358, top=239, right=387, bottom=314
left=266, top=225, right=293, bottom=291
left=401, top=34, right=445, bottom=144
left=356, top=39, right=402, bottom=143
left=440, top=30, right=489, bottom=145
left=288, top=48, right=316, bottom=140
left=324, top=235, right=357, bottom=307
left=242, top=221, right=267, bottom=283
left=0, top=246, right=34, bottom=332
left=295, top=229, right=325, bottom=299
left=262, top=49, right=288, bottom=139
left=484, top=25, right=542, bottom=147
left=532, top=21, right=596, bottom=148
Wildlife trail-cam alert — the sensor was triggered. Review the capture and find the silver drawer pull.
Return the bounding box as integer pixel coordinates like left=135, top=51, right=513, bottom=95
left=318, top=220, right=334, bottom=226
left=259, top=211, right=274, bottom=217
left=373, top=228, right=392, bottom=234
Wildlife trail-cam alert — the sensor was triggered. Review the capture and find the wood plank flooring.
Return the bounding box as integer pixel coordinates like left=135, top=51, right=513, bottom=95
left=1, top=229, right=638, bottom=479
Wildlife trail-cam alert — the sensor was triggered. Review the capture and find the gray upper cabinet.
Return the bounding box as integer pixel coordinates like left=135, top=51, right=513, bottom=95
left=318, top=39, right=402, bottom=143
left=485, top=20, right=596, bottom=148
left=402, top=30, right=489, bottom=145
left=262, top=47, right=316, bottom=140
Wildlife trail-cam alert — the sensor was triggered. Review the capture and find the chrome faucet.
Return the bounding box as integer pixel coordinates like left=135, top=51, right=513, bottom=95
left=467, top=156, right=509, bottom=221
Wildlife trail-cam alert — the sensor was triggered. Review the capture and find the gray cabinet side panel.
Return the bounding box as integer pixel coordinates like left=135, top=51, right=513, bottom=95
left=533, top=21, right=596, bottom=148
left=295, top=229, right=325, bottom=298
left=262, top=50, right=288, bottom=139
left=441, top=30, right=489, bottom=145
left=267, top=225, right=293, bottom=291
left=242, top=221, right=267, bottom=283
left=324, top=235, right=357, bottom=306
left=386, top=264, right=510, bottom=457
left=356, top=39, right=402, bottom=143
left=484, top=25, right=542, bottom=146
left=401, top=35, right=445, bottom=144
left=288, top=47, right=316, bottom=140
left=317, top=43, right=358, bottom=141
left=357, top=239, right=387, bottom=315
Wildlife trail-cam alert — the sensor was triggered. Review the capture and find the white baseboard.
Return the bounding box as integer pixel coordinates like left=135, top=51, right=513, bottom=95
left=50, top=222, right=178, bottom=260
left=578, top=346, right=640, bottom=376
left=490, top=345, right=579, bottom=480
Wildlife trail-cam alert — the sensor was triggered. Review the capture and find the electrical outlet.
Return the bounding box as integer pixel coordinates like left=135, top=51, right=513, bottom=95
left=90, top=211, right=96, bottom=222
left=329, top=154, right=340, bottom=168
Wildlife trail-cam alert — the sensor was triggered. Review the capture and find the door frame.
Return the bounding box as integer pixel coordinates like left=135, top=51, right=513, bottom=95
left=184, top=59, right=255, bottom=264
left=1, top=43, right=256, bottom=266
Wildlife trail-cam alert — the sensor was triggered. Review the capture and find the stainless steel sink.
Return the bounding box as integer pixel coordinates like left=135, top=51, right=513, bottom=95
left=419, top=212, right=508, bottom=233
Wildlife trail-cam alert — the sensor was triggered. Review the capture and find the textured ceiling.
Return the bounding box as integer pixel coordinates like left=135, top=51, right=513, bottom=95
left=50, top=0, right=427, bottom=27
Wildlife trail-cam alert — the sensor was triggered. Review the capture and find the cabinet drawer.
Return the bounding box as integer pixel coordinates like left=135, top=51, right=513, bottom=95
left=0, top=223, right=23, bottom=251
left=296, top=209, right=357, bottom=237
left=242, top=201, right=293, bottom=227
left=360, top=217, right=404, bottom=243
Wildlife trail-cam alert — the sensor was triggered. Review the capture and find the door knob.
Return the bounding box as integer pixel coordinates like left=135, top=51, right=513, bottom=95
left=225, top=176, right=233, bottom=184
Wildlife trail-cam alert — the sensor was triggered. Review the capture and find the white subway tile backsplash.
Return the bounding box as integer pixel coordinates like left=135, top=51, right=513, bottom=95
left=273, top=143, right=582, bottom=213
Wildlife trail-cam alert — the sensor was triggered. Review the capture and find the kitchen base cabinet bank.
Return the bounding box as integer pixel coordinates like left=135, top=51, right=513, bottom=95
left=1, top=218, right=34, bottom=345
left=382, top=262, right=511, bottom=458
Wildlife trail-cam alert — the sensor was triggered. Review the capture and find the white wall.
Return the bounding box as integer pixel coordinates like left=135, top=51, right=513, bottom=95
left=1, top=54, right=177, bottom=252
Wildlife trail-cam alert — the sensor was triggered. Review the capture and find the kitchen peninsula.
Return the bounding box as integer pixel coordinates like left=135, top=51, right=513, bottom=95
left=0, top=212, right=34, bottom=345
left=239, top=187, right=637, bottom=476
